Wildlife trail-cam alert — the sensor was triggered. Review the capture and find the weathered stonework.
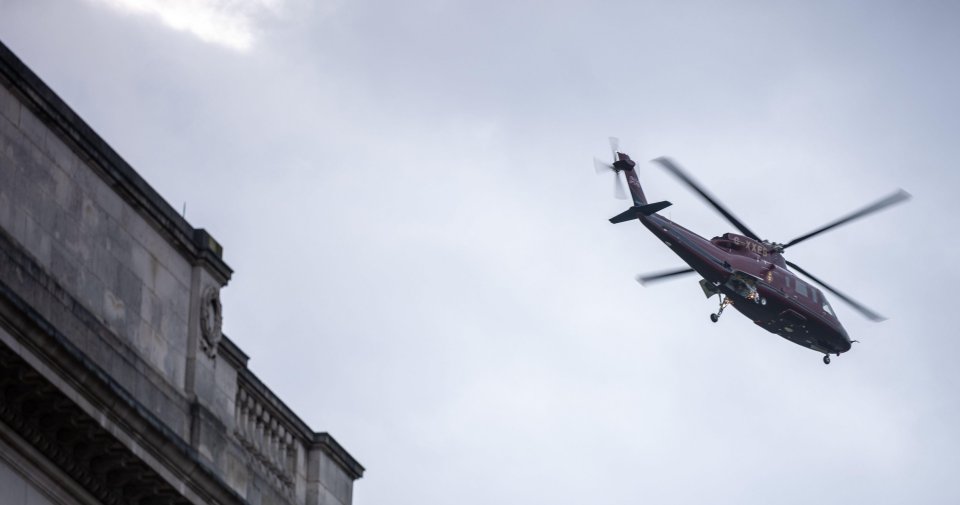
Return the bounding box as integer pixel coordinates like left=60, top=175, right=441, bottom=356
left=0, top=40, right=363, bottom=505
left=200, top=286, right=223, bottom=359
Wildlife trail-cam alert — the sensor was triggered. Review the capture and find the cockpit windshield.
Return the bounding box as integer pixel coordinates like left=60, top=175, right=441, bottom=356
left=713, top=233, right=768, bottom=257
left=822, top=299, right=835, bottom=317
left=712, top=237, right=740, bottom=250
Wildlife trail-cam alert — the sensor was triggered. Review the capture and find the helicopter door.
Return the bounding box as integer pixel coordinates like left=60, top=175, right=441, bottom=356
left=724, top=271, right=761, bottom=302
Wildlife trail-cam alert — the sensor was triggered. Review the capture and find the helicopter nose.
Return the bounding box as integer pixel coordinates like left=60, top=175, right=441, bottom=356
left=836, top=334, right=852, bottom=353
left=838, top=339, right=852, bottom=353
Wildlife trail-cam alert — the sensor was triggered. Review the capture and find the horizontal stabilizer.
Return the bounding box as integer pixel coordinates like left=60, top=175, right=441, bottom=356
left=609, top=201, right=673, bottom=223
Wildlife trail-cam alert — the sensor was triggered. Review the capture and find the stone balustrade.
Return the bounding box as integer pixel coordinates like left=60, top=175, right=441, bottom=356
left=235, top=385, right=299, bottom=495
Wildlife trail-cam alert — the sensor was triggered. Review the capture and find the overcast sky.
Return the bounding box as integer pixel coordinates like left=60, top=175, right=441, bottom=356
left=3, top=1, right=960, bottom=503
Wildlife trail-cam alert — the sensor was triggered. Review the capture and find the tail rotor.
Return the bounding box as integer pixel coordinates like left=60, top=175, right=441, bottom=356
left=594, top=137, right=628, bottom=200
left=609, top=136, right=620, bottom=163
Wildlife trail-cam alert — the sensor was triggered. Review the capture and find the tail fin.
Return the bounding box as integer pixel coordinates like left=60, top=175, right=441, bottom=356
left=609, top=201, right=672, bottom=223
left=614, top=153, right=648, bottom=205
left=609, top=152, right=671, bottom=223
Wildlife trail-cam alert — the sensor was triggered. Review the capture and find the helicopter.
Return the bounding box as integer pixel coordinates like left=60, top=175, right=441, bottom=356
left=595, top=138, right=909, bottom=364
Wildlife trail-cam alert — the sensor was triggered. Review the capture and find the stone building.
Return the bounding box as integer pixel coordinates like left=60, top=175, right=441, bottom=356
left=0, top=40, right=363, bottom=505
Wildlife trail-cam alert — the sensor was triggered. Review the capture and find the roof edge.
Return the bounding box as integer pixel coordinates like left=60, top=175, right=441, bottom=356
left=0, top=40, right=232, bottom=284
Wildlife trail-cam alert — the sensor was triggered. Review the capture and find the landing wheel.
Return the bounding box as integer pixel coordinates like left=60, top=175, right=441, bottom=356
left=823, top=355, right=831, bottom=365
left=711, top=296, right=731, bottom=323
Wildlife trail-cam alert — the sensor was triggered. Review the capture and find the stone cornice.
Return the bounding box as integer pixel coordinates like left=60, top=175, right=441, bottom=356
left=0, top=40, right=232, bottom=284
left=0, top=276, right=248, bottom=505
left=0, top=224, right=248, bottom=505
left=0, top=214, right=364, bottom=505
left=312, top=432, right=366, bottom=482
left=219, top=334, right=250, bottom=369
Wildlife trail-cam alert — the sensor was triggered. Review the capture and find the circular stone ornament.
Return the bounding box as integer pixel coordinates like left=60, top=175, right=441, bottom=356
left=200, top=286, right=223, bottom=358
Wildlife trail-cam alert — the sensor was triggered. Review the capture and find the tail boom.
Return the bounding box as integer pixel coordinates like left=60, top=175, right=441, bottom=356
left=614, top=153, right=648, bottom=205
left=608, top=152, right=672, bottom=223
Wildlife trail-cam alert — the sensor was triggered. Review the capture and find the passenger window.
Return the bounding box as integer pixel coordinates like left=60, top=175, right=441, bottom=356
left=795, top=279, right=808, bottom=297
left=822, top=302, right=834, bottom=316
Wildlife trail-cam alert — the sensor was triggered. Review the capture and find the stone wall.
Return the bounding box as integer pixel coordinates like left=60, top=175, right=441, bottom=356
left=0, top=78, right=197, bottom=437
left=0, top=40, right=362, bottom=505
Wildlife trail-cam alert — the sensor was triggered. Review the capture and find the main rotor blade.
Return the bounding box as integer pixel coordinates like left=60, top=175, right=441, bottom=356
left=653, top=157, right=762, bottom=241
left=785, top=260, right=885, bottom=322
left=635, top=267, right=696, bottom=286
left=781, top=189, right=911, bottom=249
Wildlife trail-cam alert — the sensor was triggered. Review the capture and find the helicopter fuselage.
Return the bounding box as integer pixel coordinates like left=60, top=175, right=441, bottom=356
left=639, top=214, right=852, bottom=356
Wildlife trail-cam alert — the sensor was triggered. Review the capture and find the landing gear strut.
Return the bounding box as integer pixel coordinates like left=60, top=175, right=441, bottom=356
left=823, top=355, right=831, bottom=365
left=710, top=296, right=732, bottom=323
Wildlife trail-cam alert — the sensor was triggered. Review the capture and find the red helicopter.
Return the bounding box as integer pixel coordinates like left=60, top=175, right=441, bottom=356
left=596, top=139, right=909, bottom=364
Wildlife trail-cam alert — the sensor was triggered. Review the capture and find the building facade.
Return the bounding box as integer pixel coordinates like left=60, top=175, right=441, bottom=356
left=0, top=41, right=363, bottom=505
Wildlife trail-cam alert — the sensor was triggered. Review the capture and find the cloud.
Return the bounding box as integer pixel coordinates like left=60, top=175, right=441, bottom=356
left=89, top=0, right=284, bottom=51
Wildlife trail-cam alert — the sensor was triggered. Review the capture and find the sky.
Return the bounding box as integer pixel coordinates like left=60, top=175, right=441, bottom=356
left=2, top=1, right=960, bottom=503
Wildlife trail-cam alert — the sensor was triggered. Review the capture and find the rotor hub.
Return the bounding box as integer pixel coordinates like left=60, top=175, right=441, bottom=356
left=764, top=241, right=785, bottom=254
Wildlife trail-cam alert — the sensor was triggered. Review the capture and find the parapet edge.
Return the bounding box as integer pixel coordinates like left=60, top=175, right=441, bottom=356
left=237, top=366, right=365, bottom=481
left=0, top=40, right=233, bottom=284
